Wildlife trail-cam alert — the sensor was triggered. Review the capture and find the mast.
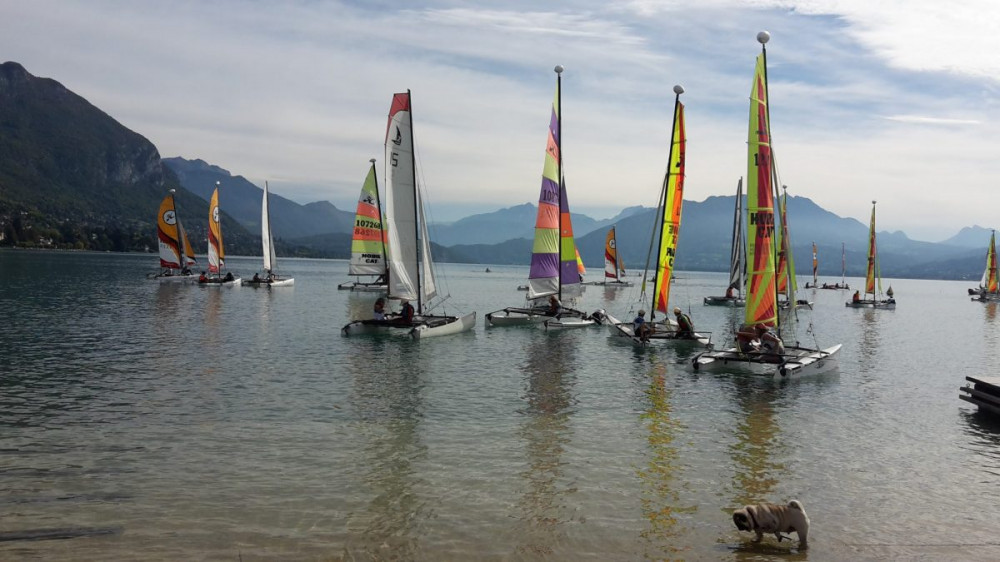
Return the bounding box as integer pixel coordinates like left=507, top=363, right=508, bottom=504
left=555, top=64, right=564, bottom=302
left=649, top=84, right=685, bottom=322
left=407, top=90, right=422, bottom=314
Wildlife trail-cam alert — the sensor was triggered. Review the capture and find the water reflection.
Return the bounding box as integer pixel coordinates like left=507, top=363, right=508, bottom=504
left=346, top=291, right=380, bottom=322
left=345, top=338, right=427, bottom=558
left=728, top=379, right=785, bottom=507
left=514, top=333, right=578, bottom=556
left=636, top=359, right=688, bottom=559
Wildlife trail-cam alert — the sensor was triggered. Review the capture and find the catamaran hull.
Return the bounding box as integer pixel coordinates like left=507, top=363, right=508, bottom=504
left=485, top=307, right=549, bottom=327
left=845, top=300, right=895, bottom=309
left=600, top=312, right=710, bottom=347
left=243, top=278, right=295, bottom=287
left=543, top=317, right=597, bottom=329
left=199, top=277, right=242, bottom=287
left=338, top=281, right=387, bottom=292
left=154, top=273, right=197, bottom=283
left=342, top=312, right=476, bottom=340
left=704, top=296, right=745, bottom=307
left=692, top=344, right=842, bottom=378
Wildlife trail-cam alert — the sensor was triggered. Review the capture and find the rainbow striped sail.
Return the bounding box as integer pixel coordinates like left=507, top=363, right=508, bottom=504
left=982, top=231, right=998, bottom=294
left=527, top=73, right=582, bottom=300
left=349, top=160, right=387, bottom=277
left=812, top=242, right=818, bottom=285
left=745, top=53, right=778, bottom=328
left=652, top=97, right=686, bottom=317
left=207, top=186, right=225, bottom=275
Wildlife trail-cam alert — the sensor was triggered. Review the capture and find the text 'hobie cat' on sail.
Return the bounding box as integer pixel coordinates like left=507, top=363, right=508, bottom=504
left=485, top=65, right=595, bottom=329
left=693, top=31, right=841, bottom=378
left=338, top=158, right=388, bottom=292
left=341, top=91, right=475, bottom=339
left=243, top=181, right=294, bottom=287
left=599, top=85, right=711, bottom=347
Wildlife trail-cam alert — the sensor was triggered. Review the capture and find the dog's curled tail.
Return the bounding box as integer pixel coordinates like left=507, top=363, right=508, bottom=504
left=787, top=500, right=804, bottom=511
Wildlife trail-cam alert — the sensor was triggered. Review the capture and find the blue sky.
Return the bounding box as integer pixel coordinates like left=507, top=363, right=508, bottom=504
left=2, top=0, right=998, bottom=241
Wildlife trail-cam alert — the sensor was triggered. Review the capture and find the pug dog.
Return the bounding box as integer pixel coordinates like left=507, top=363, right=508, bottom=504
left=732, top=500, right=809, bottom=548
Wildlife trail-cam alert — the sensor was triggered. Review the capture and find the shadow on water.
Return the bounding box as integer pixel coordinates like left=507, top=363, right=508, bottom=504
left=635, top=358, right=692, bottom=560
left=343, top=338, right=428, bottom=559
left=513, top=332, right=578, bottom=557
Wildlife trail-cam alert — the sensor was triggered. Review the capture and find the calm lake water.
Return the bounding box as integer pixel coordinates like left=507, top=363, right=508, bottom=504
left=2, top=249, right=1000, bottom=561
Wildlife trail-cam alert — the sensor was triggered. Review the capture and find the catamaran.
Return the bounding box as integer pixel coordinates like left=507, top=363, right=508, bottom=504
left=693, top=31, right=841, bottom=377
left=243, top=181, right=293, bottom=287
left=814, top=242, right=850, bottom=289
left=704, top=179, right=746, bottom=306
left=598, top=85, right=710, bottom=347
left=341, top=91, right=475, bottom=339
left=486, top=66, right=592, bottom=328
left=199, top=182, right=240, bottom=286
left=338, top=159, right=388, bottom=292
left=971, top=230, right=999, bottom=301
left=845, top=201, right=895, bottom=309
left=588, top=227, right=632, bottom=287
left=151, top=189, right=198, bottom=282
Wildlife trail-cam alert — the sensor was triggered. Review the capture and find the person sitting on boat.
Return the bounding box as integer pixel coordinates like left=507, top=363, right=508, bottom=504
left=199, top=271, right=208, bottom=283
left=181, top=266, right=191, bottom=275
left=633, top=310, right=652, bottom=342
left=546, top=295, right=562, bottom=316
left=224, top=271, right=234, bottom=282
left=736, top=324, right=761, bottom=353
left=393, top=299, right=415, bottom=324
left=252, top=273, right=261, bottom=283
left=756, top=324, right=785, bottom=361
left=726, top=284, right=736, bottom=299
left=852, top=290, right=861, bottom=303
left=373, top=298, right=387, bottom=321
left=673, top=307, right=695, bottom=339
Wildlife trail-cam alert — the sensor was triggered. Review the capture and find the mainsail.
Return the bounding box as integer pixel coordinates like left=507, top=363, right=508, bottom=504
left=812, top=242, right=818, bottom=286
left=262, top=182, right=276, bottom=274
left=349, top=160, right=387, bottom=277
left=864, top=202, right=878, bottom=297
left=157, top=193, right=183, bottom=269
left=207, top=186, right=225, bottom=275
left=981, top=230, right=999, bottom=294
left=179, top=222, right=196, bottom=267
left=775, top=188, right=797, bottom=303
left=651, top=93, right=686, bottom=318
left=745, top=53, right=778, bottom=328
left=728, top=179, right=746, bottom=295
left=527, top=72, right=582, bottom=301
left=384, top=91, right=437, bottom=309
left=604, top=227, right=624, bottom=281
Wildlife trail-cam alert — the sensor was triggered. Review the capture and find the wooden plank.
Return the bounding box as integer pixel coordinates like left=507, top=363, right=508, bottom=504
left=960, top=387, right=1000, bottom=407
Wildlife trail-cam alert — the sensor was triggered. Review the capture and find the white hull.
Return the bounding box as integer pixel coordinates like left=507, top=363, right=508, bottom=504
left=704, top=295, right=745, bottom=307
left=485, top=307, right=549, bottom=326
left=692, top=344, right=842, bottom=379
left=342, top=312, right=476, bottom=340
left=199, top=277, right=242, bottom=286
left=154, top=273, right=197, bottom=283
left=543, top=317, right=597, bottom=329
left=585, top=280, right=633, bottom=287
left=600, top=312, right=710, bottom=347
left=845, top=299, right=896, bottom=309
left=243, top=277, right=295, bottom=287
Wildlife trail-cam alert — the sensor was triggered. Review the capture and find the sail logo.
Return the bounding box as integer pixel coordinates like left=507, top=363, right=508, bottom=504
left=392, top=127, right=402, bottom=146
left=750, top=210, right=774, bottom=236
left=162, top=210, right=176, bottom=225
left=212, top=206, right=220, bottom=223
left=362, top=195, right=375, bottom=205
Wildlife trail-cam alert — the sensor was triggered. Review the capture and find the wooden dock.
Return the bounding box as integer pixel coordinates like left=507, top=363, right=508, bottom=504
left=960, top=376, right=1000, bottom=417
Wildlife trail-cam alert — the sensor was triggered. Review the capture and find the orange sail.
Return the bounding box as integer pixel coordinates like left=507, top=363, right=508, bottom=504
left=864, top=203, right=877, bottom=295
left=207, top=186, right=224, bottom=275
left=652, top=95, right=685, bottom=317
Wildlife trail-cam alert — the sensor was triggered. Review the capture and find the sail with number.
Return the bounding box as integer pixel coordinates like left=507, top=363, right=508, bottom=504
left=527, top=78, right=583, bottom=301
left=350, top=161, right=387, bottom=277
left=651, top=94, right=686, bottom=318
left=744, top=53, right=778, bottom=328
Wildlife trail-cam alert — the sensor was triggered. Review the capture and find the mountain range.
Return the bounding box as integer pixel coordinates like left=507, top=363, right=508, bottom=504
left=0, top=60, right=988, bottom=281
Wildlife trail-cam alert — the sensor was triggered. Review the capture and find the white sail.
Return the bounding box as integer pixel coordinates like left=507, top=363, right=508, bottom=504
left=262, top=182, right=276, bottom=273
left=384, top=93, right=422, bottom=303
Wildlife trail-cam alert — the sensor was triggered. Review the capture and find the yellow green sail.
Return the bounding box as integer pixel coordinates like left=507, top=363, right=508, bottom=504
left=745, top=53, right=777, bottom=327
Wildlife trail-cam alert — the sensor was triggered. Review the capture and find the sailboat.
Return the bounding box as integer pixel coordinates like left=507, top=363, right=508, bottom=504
left=775, top=186, right=811, bottom=309
left=971, top=231, right=1000, bottom=301
left=151, top=189, right=197, bottom=282
left=338, top=159, right=389, bottom=292
left=598, top=85, right=710, bottom=347
left=814, top=242, right=850, bottom=289
left=704, top=179, right=746, bottom=306
left=199, top=182, right=241, bottom=286
left=590, top=227, right=632, bottom=287
left=485, top=65, right=592, bottom=328
left=243, top=181, right=294, bottom=287
left=693, top=31, right=841, bottom=377
left=845, top=201, right=895, bottom=309
left=341, top=91, right=476, bottom=339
